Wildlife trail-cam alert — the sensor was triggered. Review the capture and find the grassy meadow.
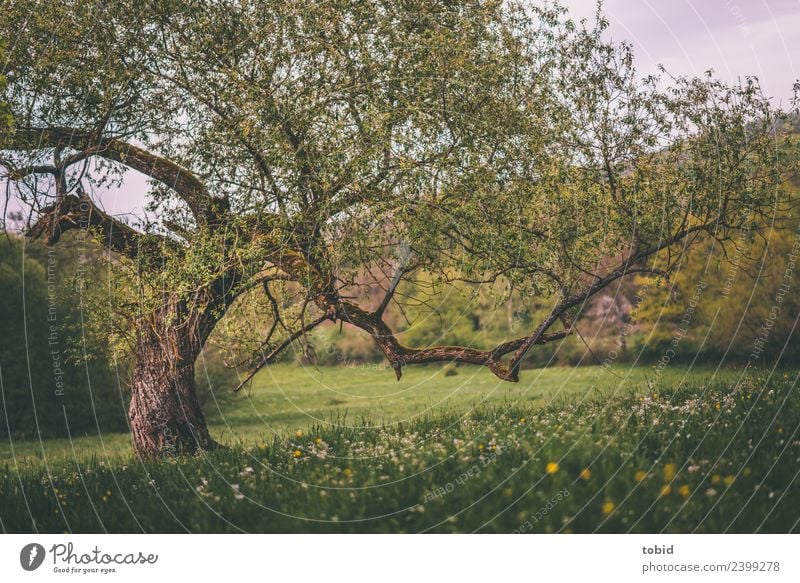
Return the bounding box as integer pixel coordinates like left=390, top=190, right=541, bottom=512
left=1, top=364, right=798, bottom=533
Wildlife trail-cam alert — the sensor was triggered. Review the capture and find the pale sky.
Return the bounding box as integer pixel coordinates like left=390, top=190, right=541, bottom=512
left=564, top=0, right=800, bottom=103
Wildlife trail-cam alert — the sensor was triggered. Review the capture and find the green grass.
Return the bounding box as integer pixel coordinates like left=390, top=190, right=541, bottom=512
left=2, top=365, right=797, bottom=533
left=1, top=363, right=737, bottom=462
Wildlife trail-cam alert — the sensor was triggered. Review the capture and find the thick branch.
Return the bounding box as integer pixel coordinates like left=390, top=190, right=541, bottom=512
left=10, top=126, right=223, bottom=224
left=329, top=299, right=568, bottom=381
left=27, top=191, right=146, bottom=256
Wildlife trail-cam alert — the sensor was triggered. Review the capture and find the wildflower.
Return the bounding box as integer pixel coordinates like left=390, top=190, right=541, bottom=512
left=343, top=468, right=353, bottom=477
left=545, top=462, right=559, bottom=475
left=723, top=475, right=735, bottom=487
left=710, top=474, right=721, bottom=485
left=635, top=470, right=647, bottom=482
left=519, top=418, right=526, bottom=424
left=742, top=467, right=752, bottom=477
left=715, top=402, right=721, bottom=411
left=315, top=437, right=322, bottom=445
left=579, top=468, right=592, bottom=481
left=678, top=485, right=690, bottom=498
left=292, top=449, right=302, bottom=458
left=295, top=430, right=303, bottom=438
left=663, top=463, right=676, bottom=481
left=232, top=483, right=245, bottom=501
left=601, top=501, right=615, bottom=515
left=705, top=488, right=718, bottom=498
left=660, top=484, right=672, bottom=497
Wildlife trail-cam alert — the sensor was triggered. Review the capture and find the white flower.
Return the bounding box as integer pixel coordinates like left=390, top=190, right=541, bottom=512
left=231, top=483, right=245, bottom=500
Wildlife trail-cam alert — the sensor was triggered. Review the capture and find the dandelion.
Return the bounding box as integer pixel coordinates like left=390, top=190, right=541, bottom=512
left=343, top=468, right=353, bottom=477
left=663, top=463, right=676, bottom=481
left=660, top=484, right=672, bottom=497
left=635, top=470, right=647, bottom=482
left=545, top=462, right=559, bottom=475
left=314, top=437, right=322, bottom=445
left=295, top=430, right=303, bottom=438
left=519, top=418, right=526, bottom=424
left=579, top=468, right=591, bottom=481
left=742, top=467, right=752, bottom=477
left=710, top=474, right=721, bottom=485
left=601, top=501, right=615, bottom=515
left=723, top=475, right=735, bottom=487
left=292, top=449, right=302, bottom=458
left=678, top=485, right=690, bottom=498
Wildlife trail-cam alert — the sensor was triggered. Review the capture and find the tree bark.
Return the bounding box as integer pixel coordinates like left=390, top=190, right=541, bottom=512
left=128, top=302, right=217, bottom=457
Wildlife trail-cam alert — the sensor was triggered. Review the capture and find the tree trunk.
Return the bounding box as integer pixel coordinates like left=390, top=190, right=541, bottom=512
left=128, top=302, right=217, bottom=457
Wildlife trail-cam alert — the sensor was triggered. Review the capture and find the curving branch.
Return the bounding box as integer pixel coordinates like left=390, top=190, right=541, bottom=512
left=324, top=298, right=569, bottom=382
left=9, top=126, right=225, bottom=225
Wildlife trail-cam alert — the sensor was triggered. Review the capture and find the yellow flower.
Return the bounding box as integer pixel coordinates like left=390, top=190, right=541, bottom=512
left=663, top=463, right=676, bottom=481
left=545, top=462, right=560, bottom=475
left=678, top=485, right=691, bottom=498
left=723, top=475, right=734, bottom=487
left=295, top=430, right=303, bottom=438
left=519, top=418, right=526, bottom=424
left=710, top=474, right=721, bottom=485
left=292, top=449, right=302, bottom=458
left=601, top=501, right=615, bottom=515
left=742, top=467, right=752, bottom=477
left=343, top=468, right=353, bottom=477
left=579, top=468, right=592, bottom=481
left=715, top=402, right=721, bottom=411
left=635, top=470, right=647, bottom=482
left=660, top=484, right=672, bottom=497
left=314, top=437, right=322, bottom=445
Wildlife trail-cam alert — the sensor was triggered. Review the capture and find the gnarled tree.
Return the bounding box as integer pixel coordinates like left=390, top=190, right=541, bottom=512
left=1, top=0, right=795, bottom=456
